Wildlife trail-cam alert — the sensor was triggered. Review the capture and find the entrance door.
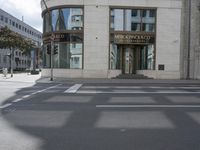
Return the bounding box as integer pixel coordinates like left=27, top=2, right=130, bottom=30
left=122, top=46, right=135, bottom=74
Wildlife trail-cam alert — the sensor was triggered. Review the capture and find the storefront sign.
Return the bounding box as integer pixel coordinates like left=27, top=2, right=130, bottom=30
left=113, top=34, right=155, bottom=44
left=43, top=33, right=83, bottom=44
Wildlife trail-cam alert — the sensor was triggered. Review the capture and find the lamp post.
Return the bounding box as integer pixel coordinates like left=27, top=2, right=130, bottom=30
left=42, top=0, right=54, bottom=81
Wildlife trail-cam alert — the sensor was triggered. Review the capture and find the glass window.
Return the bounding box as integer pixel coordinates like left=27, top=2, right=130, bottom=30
left=43, top=8, right=83, bottom=33
left=131, top=10, right=137, bottom=17
left=142, top=10, right=147, bottom=18
left=149, top=10, right=155, bottom=17
left=5, top=17, right=8, bottom=23
left=110, top=44, right=121, bottom=69
left=111, top=9, right=124, bottom=31
left=44, top=13, right=51, bottom=33
left=111, top=9, right=155, bottom=32
left=44, top=42, right=83, bottom=69
left=0, top=15, right=3, bottom=21
left=131, top=23, right=140, bottom=31
left=52, top=9, right=59, bottom=31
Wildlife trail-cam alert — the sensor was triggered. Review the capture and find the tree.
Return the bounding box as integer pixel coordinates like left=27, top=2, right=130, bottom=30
left=0, top=26, right=35, bottom=77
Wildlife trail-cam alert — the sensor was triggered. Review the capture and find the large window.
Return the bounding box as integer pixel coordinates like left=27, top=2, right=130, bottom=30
left=110, top=8, right=156, bottom=71
left=43, top=8, right=83, bottom=33
left=110, top=9, right=156, bottom=32
left=43, top=42, right=83, bottom=69
left=43, top=7, right=83, bottom=69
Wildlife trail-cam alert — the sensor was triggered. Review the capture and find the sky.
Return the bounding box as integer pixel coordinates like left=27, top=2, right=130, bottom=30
left=0, top=0, right=43, bottom=32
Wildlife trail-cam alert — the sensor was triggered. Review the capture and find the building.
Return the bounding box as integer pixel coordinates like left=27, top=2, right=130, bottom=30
left=41, top=0, right=200, bottom=79
left=0, top=8, right=42, bottom=71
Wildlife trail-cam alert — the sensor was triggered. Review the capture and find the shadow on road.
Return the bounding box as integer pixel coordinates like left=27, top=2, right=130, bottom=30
left=1, top=82, right=200, bottom=150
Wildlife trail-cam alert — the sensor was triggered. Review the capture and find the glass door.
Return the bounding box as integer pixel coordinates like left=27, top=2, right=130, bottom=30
left=123, top=46, right=135, bottom=74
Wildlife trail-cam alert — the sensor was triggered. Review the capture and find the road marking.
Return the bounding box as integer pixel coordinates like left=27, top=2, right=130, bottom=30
left=22, top=95, right=31, bottom=98
left=11, top=84, right=62, bottom=104
left=77, top=91, right=200, bottom=94
left=13, top=98, right=23, bottom=103
left=96, top=105, right=200, bottom=108
left=82, top=86, right=200, bottom=89
left=64, top=84, right=82, bottom=93
left=0, top=103, right=12, bottom=109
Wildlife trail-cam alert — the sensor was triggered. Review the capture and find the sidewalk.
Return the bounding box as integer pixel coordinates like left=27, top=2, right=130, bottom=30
left=0, top=73, right=200, bottom=84
left=36, top=76, right=200, bottom=84
left=0, top=73, right=41, bottom=83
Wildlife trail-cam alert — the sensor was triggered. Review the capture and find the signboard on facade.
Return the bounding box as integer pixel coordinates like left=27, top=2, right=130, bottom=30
left=43, top=33, right=83, bottom=44
left=112, top=34, right=155, bottom=44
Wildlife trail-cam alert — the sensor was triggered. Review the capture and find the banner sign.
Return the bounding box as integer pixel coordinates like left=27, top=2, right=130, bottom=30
left=112, top=34, right=155, bottom=44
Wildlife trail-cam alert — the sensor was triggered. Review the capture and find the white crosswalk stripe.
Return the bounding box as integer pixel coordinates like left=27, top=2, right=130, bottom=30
left=64, top=84, right=83, bottom=93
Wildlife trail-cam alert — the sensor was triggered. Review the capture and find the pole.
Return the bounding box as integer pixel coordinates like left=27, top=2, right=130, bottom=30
left=187, top=0, right=191, bottom=79
left=50, top=40, right=54, bottom=81
left=42, top=0, right=54, bottom=81
left=10, top=49, right=13, bottom=77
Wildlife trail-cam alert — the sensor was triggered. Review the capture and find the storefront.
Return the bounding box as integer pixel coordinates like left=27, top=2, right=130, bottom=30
left=41, top=0, right=184, bottom=79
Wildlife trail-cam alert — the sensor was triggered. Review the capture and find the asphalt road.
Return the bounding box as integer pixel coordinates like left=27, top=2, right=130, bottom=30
left=1, top=81, right=200, bottom=150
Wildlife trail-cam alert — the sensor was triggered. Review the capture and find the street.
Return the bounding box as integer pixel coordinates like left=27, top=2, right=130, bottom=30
left=0, top=76, right=200, bottom=150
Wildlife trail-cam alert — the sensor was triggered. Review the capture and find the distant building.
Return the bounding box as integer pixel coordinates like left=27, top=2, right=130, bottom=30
left=0, top=8, right=42, bottom=71
left=41, top=0, right=200, bottom=79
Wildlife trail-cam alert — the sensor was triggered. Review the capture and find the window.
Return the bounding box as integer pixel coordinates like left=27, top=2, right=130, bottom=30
left=0, top=15, right=4, bottom=21
left=142, top=10, right=147, bottom=17
left=74, top=57, right=79, bottom=64
left=149, top=10, right=155, bottom=17
left=16, top=23, right=18, bottom=28
left=149, top=24, right=154, bottom=32
left=5, top=17, right=8, bottom=23
left=43, top=8, right=83, bottom=33
left=12, top=21, right=15, bottom=26
left=111, top=9, right=155, bottom=32
left=131, top=10, right=138, bottom=17
left=19, top=25, right=21, bottom=30
left=131, top=23, right=140, bottom=31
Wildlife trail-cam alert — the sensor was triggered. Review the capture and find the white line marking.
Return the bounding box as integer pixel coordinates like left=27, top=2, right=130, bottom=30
left=96, top=105, right=200, bottom=108
left=22, top=95, right=30, bottom=98
left=82, top=86, right=200, bottom=89
left=64, top=84, right=82, bottom=93
left=0, top=103, right=12, bottom=109
left=13, top=98, right=23, bottom=103
left=11, top=84, right=63, bottom=104
left=77, top=91, right=200, bottom=94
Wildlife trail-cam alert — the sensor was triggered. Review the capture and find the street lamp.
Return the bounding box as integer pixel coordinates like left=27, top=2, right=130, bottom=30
left=41, top=0, right=54, bottom=81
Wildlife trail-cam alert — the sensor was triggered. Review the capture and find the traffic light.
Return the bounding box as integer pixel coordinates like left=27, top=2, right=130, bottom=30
left=46, top=44, right=51, bottom=55
left=54, top=45, right=58, bottom=55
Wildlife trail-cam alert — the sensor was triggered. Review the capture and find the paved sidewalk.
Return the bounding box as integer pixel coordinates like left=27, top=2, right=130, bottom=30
left=37, top=76, right=200, bottom=84
left=0, top=73, right=200, bottom=84
left=0, top=73, right=41, bottom=83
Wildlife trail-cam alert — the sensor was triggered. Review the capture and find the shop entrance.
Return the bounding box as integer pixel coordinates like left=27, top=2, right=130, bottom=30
left=120, top=45, right=142, bottom=74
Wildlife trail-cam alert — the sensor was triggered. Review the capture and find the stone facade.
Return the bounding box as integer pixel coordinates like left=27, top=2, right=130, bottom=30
left=41, top=0, right=200, bottom=79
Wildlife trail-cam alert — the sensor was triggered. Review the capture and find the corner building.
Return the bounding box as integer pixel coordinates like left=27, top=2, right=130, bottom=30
left=41, top=0, right=200, bottom=79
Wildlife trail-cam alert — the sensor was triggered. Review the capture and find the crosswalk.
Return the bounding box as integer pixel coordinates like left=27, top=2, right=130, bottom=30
left=19, top=84, right=200, bottom=94
left=16, top=84, right=200, bottom=94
